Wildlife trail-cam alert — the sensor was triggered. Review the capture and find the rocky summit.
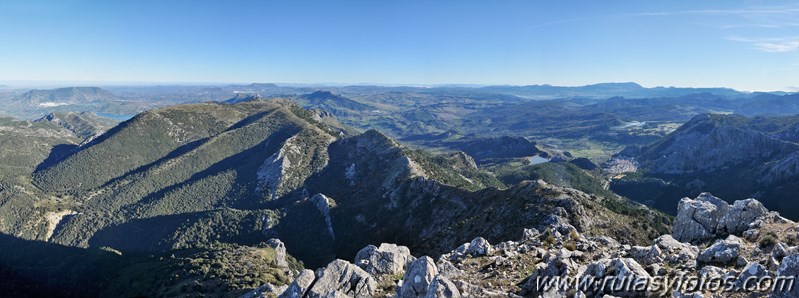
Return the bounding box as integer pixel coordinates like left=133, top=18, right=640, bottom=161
left=242, top=193, right=799, bottom=298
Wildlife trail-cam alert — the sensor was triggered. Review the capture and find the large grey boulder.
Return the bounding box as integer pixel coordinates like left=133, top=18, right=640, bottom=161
left=278, top=269, right=315, bottom=298
left=772, top=255, right=799, bottom=298
left=672, top=193, right=729, bottom=243
left=574, top=258, right=651, bottom=297
left=435, top=259, right=462, bottom=280
left=697, top=235, right=742, bottom=265
left=397, top=256, right=439, bottom=298
left=305, top=259, right=377, bottom=298
left=652, top=235, right=699, bottom=268
left=465, top=237, right=492, bottom=256
left=424, top=276, right=461, bottom=298
left=520, top=249, right=580, bottom=297
left=734, top=262, right=770, bottom=289
left=719, top=199, right=768, bottom=234
left=242, top=283, right=289, bottom=298
left=673, top=193, right=769, bottom=243
left=354, top=243, right=415, bottom=276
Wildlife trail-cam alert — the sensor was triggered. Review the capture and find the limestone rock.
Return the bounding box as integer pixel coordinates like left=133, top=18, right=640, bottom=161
left=465, top=237, right=492, bottom=256
left=697, top=235, right=742, bottom=265
left=772, top=255, right=799, bottom=298
left=735, top=262, right=769, bottom=289
left=673, top=193, right=770, bottom=243
left=306, top=259, right=377, bottom=298
left=354, top=243, right=415, bottom=276
left=266, top=238, right=289, bottom=268
left=672, top=193, right=729, bottom=243
left=242, top=283, right=289, bottom=298
left=652, top=235, right=699, bottom=268
left=278, top=269, right=315, bottom=298
left=397, top=256, right=439, bottom=298
left=719, top=199, right=768, bottom=234
left=424, top=276, right=461, bottom=298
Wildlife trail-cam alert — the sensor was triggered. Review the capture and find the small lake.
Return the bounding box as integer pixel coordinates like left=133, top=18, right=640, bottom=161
left=529, top=155, right=550, bottom=165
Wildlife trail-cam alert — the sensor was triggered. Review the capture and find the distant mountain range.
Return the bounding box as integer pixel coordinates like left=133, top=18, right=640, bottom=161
left=3, top=82, right=799, bottom=296
left=13, top=87, right=119, bottom=105
left=479, top=82, right=747, bottom=99
left=0, top=87, right=152, bottom=119
left=613, top=113, right=799, bottom=218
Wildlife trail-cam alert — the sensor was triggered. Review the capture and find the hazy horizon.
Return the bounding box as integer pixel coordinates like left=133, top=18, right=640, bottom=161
left=0, top=80, right=789, bottom=93
left=2, top=1, right=798, bottom=91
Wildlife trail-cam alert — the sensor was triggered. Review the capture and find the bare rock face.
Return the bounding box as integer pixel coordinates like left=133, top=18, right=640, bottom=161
left=310, top=193, right=336, bottom=240
left=266, top=238, right=289, bottom=269
left=306, top=259, right=377, bottom=298
left=354, top=243, right=415, bottom=276
left=735, top=262, right=770, bottom=288
left=719, top=198, right=768, bottom=234
left=673, top=193, right=729, bottom=242
left=424, top=276, right=461, bottom=298
left=773, top=255, right=799, bottom=298
left=651, top=235, right=699, bottom=268
left=454, top=237, right=493, bottom=258
left=274, top=194, right=798, bottom=298
left=673, top=193, right=768, bottom=243
left=698, top=235, right=742, bottom=265
left=605, top=258, right=652, bottom=297
left=242, top=283, right=289, bottom=298
left=397, top=256, right=439, bottom=298
left=278, top=269, right=315, bottom=298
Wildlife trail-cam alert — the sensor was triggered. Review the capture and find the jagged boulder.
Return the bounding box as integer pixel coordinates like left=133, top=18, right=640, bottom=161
left=310, top=194, right=336, bottom=240
left=735, top=262, right=770, bottom=289
left=652, top=235, right=699, bottom=268
left=435, top=259, right=462, bottom=280
left=397, top=256, right=439, bottom=298
left=673, top=193, right=729, bottom=242
left=719, top=199, right=768, bottom=234
left=266, top=238, right=289, bottom=268
left=673, top=193, right=768, bottom=243
left=574, top=258, right=651, bottom=297
left=630, top=245, right=663, bottom=265
left=465, top=237, right=492, bottom=256
left=520, top=249, right=580, bottom=297
left=773, top=255, right=799, bottom=297
left=424, top=276, right=461, bottom=298
left=305, top=259, right=377, bottom=298
left=697, top=235, right=742, bottom=265
left=278, top=269, right=315, bottom=298
left=242, top=283, right=289, bottom=298
left=354, top=243, right=415, bottom=276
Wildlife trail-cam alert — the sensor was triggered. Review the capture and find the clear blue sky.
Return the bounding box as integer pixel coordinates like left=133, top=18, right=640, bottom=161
left=1, top=0, right=797, bottom=91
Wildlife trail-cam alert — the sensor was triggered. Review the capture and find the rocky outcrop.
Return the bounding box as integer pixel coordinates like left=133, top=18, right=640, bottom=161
left=773, top=255, right=799, bottom=298
left=270, top=194, right=798, bottom=297
left=310, top=194, right=336, bottom=239
left=306, top=259, right=377, bottom=297
left=256, top=132, right=334, bottom=200
left=697, top=235, right=742, bottom=265
left=453, top=237, right=493, bottom=258
left=266, top=238, right=289, bottom=269
left=278, top=269, right=315, bottom=298
left=672, top=193, right=768, bottom=243
left=397, top=256, right=439, bottom=298
left=243, top=283, right=289, bottom=298
left=355, top=243, right=415, bottom=276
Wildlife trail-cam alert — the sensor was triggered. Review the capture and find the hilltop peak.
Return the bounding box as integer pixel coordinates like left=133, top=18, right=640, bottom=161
left=224, top=93, right=265, bottom=104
